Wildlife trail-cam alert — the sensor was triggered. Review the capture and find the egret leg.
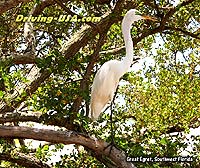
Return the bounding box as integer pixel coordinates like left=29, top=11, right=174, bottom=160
left=110, top=95, right=115, bottom=146
left=104, top=86, right=120, bottom=154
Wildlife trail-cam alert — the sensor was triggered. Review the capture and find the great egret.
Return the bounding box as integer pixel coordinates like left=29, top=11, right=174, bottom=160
left=90, top=9, right=156, bottom=120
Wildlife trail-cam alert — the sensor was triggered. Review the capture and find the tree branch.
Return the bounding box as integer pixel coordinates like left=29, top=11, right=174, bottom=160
left=0, top=113, right=41, bottom=124
left=1, top=51, right=36, bottom=64
left=160, top=0, right=196, bottom=27
left=31, top=0, right=55, bottom=16
left=100, top=46, right=125, bottom=55
left=165, top=26, right=200, bottom=39
left=0, top=152, right=50, bottom=168
left=54, top=0, right=97, bottom=28
left=0, top=112, right=81, bottom=131
left=0, top=126, right=135, bottom=168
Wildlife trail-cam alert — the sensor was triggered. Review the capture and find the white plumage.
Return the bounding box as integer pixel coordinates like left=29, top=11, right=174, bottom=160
left=90, top=9, right=156, bottom=120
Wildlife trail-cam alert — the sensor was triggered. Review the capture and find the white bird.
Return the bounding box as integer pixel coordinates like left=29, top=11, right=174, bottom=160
left=90, top=9, right=156, bottom=120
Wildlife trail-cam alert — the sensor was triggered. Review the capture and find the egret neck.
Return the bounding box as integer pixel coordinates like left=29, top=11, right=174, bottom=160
left=120, top=17, right=134, bottom=76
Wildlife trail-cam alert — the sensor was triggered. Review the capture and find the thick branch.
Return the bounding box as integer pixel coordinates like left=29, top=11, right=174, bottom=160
left=1, top=51, right=36, bottom=64
left=0, top=112, right=80, bottom=130
left=0, top=113, right=41, bottom=124
left=0, top=153, right=50, bottom=168
left=0, top=126, right=135, bottom=168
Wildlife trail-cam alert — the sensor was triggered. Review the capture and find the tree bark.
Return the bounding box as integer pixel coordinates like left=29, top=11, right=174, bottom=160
left=0, top=126, right=136, bottom=168
left=0, top=153, right=51, bottom=168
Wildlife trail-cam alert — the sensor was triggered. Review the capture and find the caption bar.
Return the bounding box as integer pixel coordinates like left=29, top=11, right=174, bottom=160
left=127, top=156, right=193, bottom=162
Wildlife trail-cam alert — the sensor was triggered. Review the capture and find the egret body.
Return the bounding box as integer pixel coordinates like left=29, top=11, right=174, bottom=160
left=90, top=9, right=156, bottom=120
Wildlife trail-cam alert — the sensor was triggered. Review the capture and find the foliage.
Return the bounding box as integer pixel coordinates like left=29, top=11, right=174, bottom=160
left=0, top=0, right=199, bottom=168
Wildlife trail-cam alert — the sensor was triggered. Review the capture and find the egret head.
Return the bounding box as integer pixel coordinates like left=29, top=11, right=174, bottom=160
left=124, top=9, right=157, bottom=24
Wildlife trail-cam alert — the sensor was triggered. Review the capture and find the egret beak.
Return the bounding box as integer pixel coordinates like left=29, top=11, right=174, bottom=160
left=142, top=15, right=157, bottom=21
